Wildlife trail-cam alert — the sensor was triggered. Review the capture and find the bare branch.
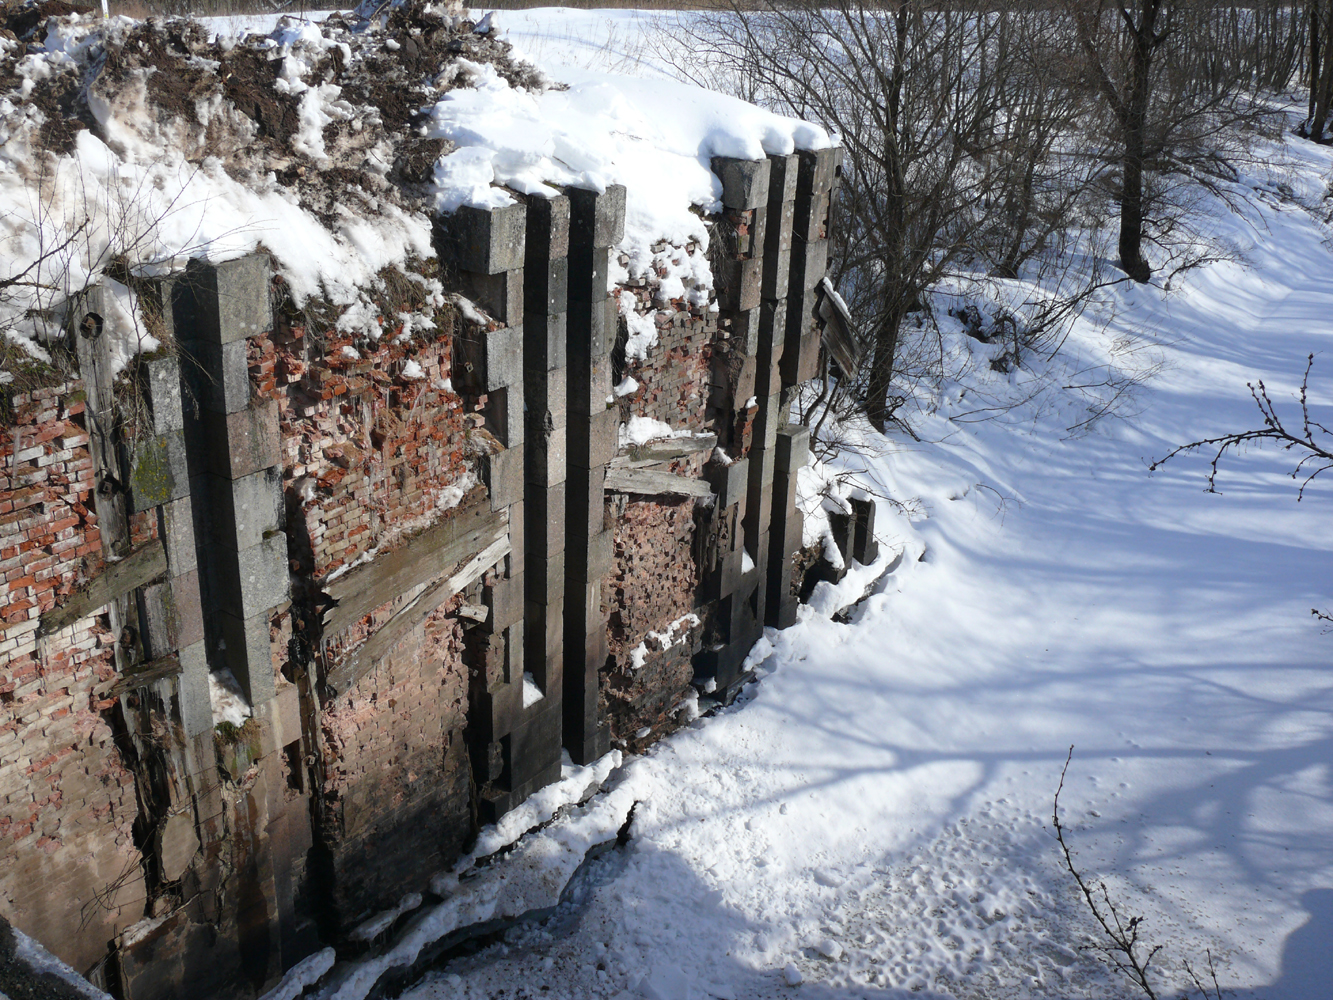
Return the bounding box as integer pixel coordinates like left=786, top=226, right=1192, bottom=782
left=1148, top=354, right=1333, bottom=499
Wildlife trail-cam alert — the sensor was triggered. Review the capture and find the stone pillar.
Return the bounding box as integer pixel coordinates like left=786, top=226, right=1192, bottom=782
left=563, top=185, right=624, bottom=765
left=770, top=148, right=842, bottom=625
left=781, top=147, right=840, bottom=389
left=166, top=255, right=314, bottom=991
left=125, top=350, right=212, bottom=737
left=698, top=157, right=774, bottom=696
left=761, top=153, right=803, bottom=629
left=176, top=254, right=287, bottom=709
left=440, top=202, right=564, bottom=820
left=510, top=194, right=571, bottom=800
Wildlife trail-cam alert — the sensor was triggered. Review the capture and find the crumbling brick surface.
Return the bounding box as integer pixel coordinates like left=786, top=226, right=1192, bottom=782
left=1, top=386, right=146, bottom=976
left=258, top=268, right=505, bottom=931
left=0, top=384, right=102, bottom=627
left=256, top=297, right=472, bottom=585
left=316, top=597, right=472, bottom=926
left=601, top=495, right=702, bottom=748
left=613, top=240, right=717, bottom=436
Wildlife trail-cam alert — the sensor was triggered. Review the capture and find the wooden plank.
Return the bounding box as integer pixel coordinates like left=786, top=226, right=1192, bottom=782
left=604, top=468, right=714, bottom=499
left=610, top=435, right=717, bottom=470
left=108, top=652, right=181, bottom=698
left=818, top=276, right=862, bottom=378
left=39, top=539, right=168, bottom=637
left=326, top=535, right=511, bottom=694
left=322, top=500, right=505, bottom=636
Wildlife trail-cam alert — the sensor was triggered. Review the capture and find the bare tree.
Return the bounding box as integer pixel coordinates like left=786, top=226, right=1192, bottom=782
left=675, top=0, right=1107, bottom=431
left=1065, top=0, right=1281, bottom=282
left=1303, top=0, right=1333, bottom=140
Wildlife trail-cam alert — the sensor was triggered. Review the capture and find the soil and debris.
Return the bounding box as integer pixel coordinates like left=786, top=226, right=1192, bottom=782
left=0, top=0, right=546, bottom=363
left=2, top=0, right=543, bottom=199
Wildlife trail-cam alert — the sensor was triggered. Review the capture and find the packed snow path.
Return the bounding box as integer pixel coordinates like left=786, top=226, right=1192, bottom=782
left=381, top=14, right=1333, bottom=1000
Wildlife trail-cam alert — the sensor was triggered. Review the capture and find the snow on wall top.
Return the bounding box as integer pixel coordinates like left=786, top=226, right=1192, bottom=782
left=0, top=2, right=829, bottom=371
left=427, top=59, right=830, bottom=250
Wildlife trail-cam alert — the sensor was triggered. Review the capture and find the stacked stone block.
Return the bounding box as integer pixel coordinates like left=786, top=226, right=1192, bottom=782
left=563, top=185, right=624, bottom=765
left=176, top=256, right=288, bottom=710
left=782, top=148, right=840, bottom=388
left=698, top=157, right=775, bottom=695
left=438, top=204, right=561, bottom=819
left=761, top=153, right=804, bottom=629
left=770, top=149, right=841, bottom=628
left=143, top=258, right=314, bottom=996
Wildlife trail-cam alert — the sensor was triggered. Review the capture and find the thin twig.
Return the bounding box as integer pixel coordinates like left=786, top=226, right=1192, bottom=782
left=1148, top=354, right=1333, bottom=499
left=1054, top=746, right=1161, bottom=1000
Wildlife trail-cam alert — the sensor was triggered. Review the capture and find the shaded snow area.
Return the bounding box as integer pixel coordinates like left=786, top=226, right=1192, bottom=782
left=6, top=924, right=114, bottom=999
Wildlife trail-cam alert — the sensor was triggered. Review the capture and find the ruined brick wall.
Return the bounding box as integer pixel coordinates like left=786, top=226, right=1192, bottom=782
left=1, top=385, right=102, bottom=623
left=252, top=269, right=501, bottom=933
left=0, top=147, right=840, bottom=1000
left=613, top=239, right=717, bottom=436
left=255, top=304, right=471, bottom=582
left=601, top=494, right=703, bottom=749
left=595, top=150, right=839, bottom=748
left=0, top=385, right=145, bottom=976
left=317, top=597, right=471, bottom=923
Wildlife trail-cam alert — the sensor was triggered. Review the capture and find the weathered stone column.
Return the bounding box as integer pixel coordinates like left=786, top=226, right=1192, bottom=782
left=563, top=185, right=624, bottom=765
left=698, top=156, right=775, bottom=696
left=781, top=148, right=840, bottom=389
left=166, top=255, right=313, bottom=991
left=177, top=255, right=287, bottom=710
left=771, top=148, right=842, bottom=623
left=761, top=153, right=803, bottom=629
left=439, top=203, right=557, bottom=820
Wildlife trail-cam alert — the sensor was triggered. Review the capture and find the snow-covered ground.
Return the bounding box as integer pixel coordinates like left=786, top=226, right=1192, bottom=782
left=377, top=10, right=1333, bottom=1000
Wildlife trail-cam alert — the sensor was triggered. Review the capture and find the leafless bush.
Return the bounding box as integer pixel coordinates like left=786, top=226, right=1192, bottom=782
left=1054, top=747, right=1228, bottom=1000
left=1148, top=353, right=1333, bottom=498
left=1148, top=353, right=1332, bottom=624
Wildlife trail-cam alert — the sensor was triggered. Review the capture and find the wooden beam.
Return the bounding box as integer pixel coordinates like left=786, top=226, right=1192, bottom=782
left=39, top=540, right=168, bottom=637
left=108, top=652, right=181, bottom=698
left=325, top=535, right=512, bottom=695
left=603, top=468, right=715, bottom=499
left=322, top=500, right=505, bottom=636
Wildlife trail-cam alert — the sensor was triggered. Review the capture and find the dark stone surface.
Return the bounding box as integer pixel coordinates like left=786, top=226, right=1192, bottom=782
left=711, top=156, right=772, bottom=211
left=0, top=918, right=98, bottom=1000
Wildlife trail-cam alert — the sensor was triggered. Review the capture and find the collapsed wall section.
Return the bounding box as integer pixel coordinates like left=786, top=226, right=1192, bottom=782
left=597, top=150, right=840, bottom=748
left=0, top=146, right=842, bottom=1000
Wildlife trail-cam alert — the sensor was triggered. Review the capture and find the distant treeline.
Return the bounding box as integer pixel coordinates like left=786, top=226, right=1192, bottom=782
left=100, top=0, right=736, bottom=15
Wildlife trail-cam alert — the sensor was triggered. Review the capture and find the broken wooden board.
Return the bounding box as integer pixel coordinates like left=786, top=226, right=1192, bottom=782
left=39, top=539, right=169, bottom=637
left=325, top=535, right=512, bottom=695
left=604, top=468, right=714, bottom=499
left=322, top=500, right=506, bottom=637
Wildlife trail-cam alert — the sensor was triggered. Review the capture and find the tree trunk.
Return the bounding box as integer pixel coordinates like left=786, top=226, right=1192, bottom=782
left=1119, top=123, right=1151, bottom=281
left=1309, top=1, right=1320, bottom=124
left=1118, top=0, right=1159, bottom=283
left=1312, top=0, right=1333, bottom=141
left=864, top=0, right=910, bottom=433
left=865, top=304, right=905, bottom=433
